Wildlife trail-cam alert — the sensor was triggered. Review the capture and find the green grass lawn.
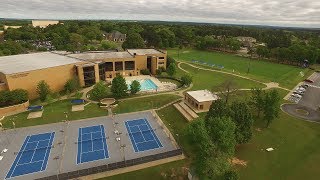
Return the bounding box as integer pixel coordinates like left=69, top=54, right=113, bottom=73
left=168, top=49, right=314, bottom=89
left=108, top=88, right=320, bottom=179
left=235, top=89, right=320, bottom=180
left=113, top=94, right=182, bottom=114
left=2, top=100, right=108, bottom=128
left=179, top=63, right=265, bottom=90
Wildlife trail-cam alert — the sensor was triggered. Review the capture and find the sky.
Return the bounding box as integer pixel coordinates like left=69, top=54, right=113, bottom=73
left=1, top=0, right=320, bottom=28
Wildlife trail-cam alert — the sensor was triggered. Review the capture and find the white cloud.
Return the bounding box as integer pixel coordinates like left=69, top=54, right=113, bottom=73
left=0, top=0, right=319, bottom=28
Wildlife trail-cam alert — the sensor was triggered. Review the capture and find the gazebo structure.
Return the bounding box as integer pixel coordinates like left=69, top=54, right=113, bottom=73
left=184, top=90, right=219, bottom=112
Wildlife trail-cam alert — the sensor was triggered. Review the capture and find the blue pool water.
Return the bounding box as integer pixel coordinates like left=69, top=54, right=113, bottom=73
left=127, top=79, right=158, bottom=91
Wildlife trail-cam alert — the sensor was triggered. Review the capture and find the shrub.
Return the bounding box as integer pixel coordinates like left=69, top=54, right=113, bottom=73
left=156, top=69, right=162, bottom=76
left=167, top=63, right=177, bottom=77
left=181, top=74, right=193, bottom=86
left=90, top=81, right=108, bottom=100
left=0, top=89, right=28, bottom=107
left=36, top=80, right=51, bottom=102
left=167, top=56, right=176, bottom=68
left=64, top=77, right=80, bottom=93
left=130, top=80, right=141, bottom=95
left=10, top=89, right=28, bottom=104
left=140, top=69, right=151, bottom=75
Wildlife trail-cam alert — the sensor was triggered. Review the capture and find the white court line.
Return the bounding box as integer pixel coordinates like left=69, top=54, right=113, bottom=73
left=135, top=139, right=157, bottom=145
left=40, top=132, right=54, bottom=170
left=29, top=141, right=39, bottom=163
left=99, top=125, right=107, bottom=159
left=137, top=126, right=147, bottom=142
left=7, top=136, right=31, bottom=178
left=125, top=121, right=139, bottom=152
left=143, top=119, right=161, bottom=148
left=15, top=159, right=44, bottom=166
left=79, top=127, right=82, bottom=163
left=81, top=149, right=105, bottom=155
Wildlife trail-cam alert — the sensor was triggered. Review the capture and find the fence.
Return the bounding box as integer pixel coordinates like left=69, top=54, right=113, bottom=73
left=36, top=149, right=183, bottom=180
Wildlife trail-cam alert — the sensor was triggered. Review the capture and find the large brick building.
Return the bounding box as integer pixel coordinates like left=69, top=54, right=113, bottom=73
left=0, top=49, right=167, bottom=99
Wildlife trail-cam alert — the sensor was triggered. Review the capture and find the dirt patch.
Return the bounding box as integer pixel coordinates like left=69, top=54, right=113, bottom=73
left=255, top=128, right=262, bottom=132
left=231, top=157, right=247, bottom=166
left=182, top=51, right=190, bottom=53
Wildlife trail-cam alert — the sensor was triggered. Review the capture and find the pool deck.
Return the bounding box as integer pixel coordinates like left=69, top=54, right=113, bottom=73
left=124, top=75, right=177, bottom=92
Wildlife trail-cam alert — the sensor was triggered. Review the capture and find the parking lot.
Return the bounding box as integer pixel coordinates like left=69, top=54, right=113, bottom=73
left=283, top=72, right=320, bottom=122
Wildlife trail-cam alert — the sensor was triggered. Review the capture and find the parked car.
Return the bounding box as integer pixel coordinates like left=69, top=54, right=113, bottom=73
left=293, top=91, right=304, bottom=95
left=304, top=79, right=314, bottom=83
left=291, top=94, right=302, bottom=98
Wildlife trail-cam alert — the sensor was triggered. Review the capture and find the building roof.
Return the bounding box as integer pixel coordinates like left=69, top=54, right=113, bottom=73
left=32, top=20, right=59, bottom=28
left=67, top=51, right=133, bottom=60
left=0, top=52, right=82, bottom=75
left=106, top=31, right=126, bottom=40
left=127, top=49, right=164, bottom=56
left=186, top=90, right=219, bottom=102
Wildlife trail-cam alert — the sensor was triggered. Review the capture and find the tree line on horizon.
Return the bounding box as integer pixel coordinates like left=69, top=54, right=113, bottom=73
left=0, top=20, right=320, bottom=65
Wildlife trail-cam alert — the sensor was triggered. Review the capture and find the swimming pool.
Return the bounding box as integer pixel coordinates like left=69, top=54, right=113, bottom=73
left=127, top=79, right=158, bottom=91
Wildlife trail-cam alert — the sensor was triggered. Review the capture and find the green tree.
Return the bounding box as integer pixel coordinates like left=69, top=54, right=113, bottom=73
left=230, top=101, right=254, bottom=144
left=90, top=81, right=108, bottom=100
left=256, top=45, right=269, bottom=58
left=250, top=88, right=265, bottom=117
left=181, top=74, right=192, bottom=86
left=263, top=89, right=280, bottom=127
left=166, top=63, right=177, bottom=77
left=166, top=56, right=176, bottom=68
left=224, top=170, right=239, bottom=180
left=206, top=116, right=236, bottom=156
left=205, top=99, right=229, bottom=121
left=36, top=80, right=51, bottom=102
left=64, top=77, right=80, bottom=93
left=122, top=33, right=145, bottom=49
left=69, top=33, right=84, bottom=51
left=111, top=74, right=128, bottom=98
left=130, top=80, right=141, bottom=95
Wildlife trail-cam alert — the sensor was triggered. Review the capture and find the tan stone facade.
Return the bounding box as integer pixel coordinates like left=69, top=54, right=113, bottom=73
left=0, top=49, right=167, bottom=99
left=185, top=93, right=213, bottom=112
left=76, top=49, right=167, bottom=86
left=1, top=64, right=81, bottom=99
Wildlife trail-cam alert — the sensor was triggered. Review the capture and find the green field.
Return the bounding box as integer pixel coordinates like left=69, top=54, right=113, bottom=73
left=179, top=63, right=265, bottom=90
left=168, top=49, right=313, bottom=89
left=113, top=94, right=181, bottom=114
left=2, top=99, right=108, bottom=128
left=2, top=94, right=181, bottom=129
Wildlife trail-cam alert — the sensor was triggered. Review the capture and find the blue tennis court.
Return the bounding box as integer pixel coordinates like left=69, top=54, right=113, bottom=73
left=6, top=132, right=55, bottom=179
left=125, top=119, right=163, bottom=152
left=77, top=125, right=109, bottom=164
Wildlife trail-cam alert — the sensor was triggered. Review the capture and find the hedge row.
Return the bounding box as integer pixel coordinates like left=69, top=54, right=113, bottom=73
left=0, top=89, right=28, bottom=108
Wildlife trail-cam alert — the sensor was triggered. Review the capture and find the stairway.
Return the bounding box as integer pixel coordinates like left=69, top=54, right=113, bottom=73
left=173, top=102, right=198, bottom=122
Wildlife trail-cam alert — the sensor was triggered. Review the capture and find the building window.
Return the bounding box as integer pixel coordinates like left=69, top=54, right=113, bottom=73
left=105, top=62, right=113, bottom=71
left=115, top=61, right=123, bottom=71
left=125, top=61, right=135, bottom=70
left=159, top=57, right=165, bottom=59
left=158, top=62, right=165, bottom=65
left=200, top=105, right=204, bottom=110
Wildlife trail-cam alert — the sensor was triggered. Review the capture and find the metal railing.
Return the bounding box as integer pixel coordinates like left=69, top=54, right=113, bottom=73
left=36, top=149, right=182, bottom=180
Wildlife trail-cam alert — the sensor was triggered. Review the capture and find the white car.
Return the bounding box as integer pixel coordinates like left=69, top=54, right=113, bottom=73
left=291, top=94, right=302, bottom=98
left=296, top=87, right=306, bottom=91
